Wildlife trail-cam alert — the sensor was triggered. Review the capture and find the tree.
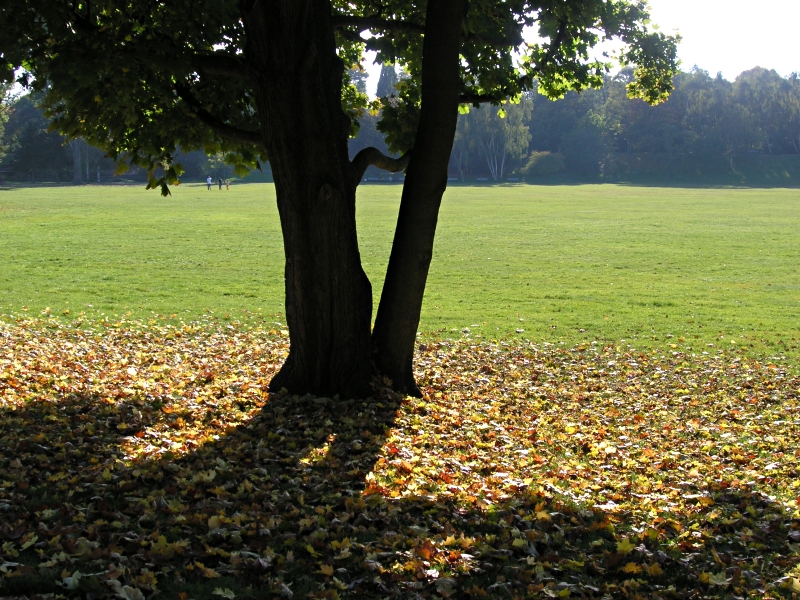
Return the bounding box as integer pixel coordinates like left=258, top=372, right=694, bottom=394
left=0, top=83, right=11, bottom=165
left=1, top=94, right=71, bottom=181
left=790, top=73, right=800, bottom=154
left=733, top=67, right=798, bottom=155
left=348, top=66, right=369, bottom=96
left=600, top=69, right=686, bottom=156
left=375, top=64, right=399, bottom=100
left=460, top=98, right=532, bottom=181
left=562, top=123, right=609, bottom=178
left=450, top=115, right=471, bottom=182
left=528, top=86, right=604, bottom=154
left=1, top=0, right=678, bottom=398
left=67, top=138, right=83, bottom=183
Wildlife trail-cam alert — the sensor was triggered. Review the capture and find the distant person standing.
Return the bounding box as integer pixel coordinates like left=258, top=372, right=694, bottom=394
left=206, top=175, right=212, bottom=190
left=225, top=179, right=230, bottom=190
left=218, top=176, right=223, bottom=190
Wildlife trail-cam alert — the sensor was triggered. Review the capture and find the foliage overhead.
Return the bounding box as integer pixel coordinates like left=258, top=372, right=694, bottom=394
left=1, top=318, right=798, bottom=598
left=0, top=0, right=679, bottom=191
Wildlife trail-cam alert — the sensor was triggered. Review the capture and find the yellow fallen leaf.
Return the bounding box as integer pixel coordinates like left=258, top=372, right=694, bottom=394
left=193, top=562, right=221, bottom=578
left=134, top=569, right=157, bottom=590
left=318, top=564, right=334, bottom=576
left=617, top=538, right=635, bottom=554
left=331, top=538, right=351, bottom=550
left=623, top=562, right=642, bottom=573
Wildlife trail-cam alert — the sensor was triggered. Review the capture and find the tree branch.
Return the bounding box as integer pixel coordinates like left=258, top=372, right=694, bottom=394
left=67, top=4, right=98, bottom=34
left=331, top=15, right=425, bottom=35
left=335, top=27, right=367, bottom=44
left=332, top=15, right=513, bottom=46
left=540, top=19, right=568, bottom=71
left=191, top=52, right=247, bottom=80
left=457, top=19, right=568, bottom=105
left=351, top=147, right=411, bottom=186
left=175, top=83, right=262, bottom=146
left=458, top=91, right=499, bottom=104
left=468, top=32, right=517, bottom=47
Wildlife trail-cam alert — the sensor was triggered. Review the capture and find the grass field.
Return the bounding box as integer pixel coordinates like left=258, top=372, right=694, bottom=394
left=1, top=182, right=799, bottom=361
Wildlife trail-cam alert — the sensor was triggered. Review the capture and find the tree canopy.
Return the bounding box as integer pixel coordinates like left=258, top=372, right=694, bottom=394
left=1, top=0, right=677, bottom=190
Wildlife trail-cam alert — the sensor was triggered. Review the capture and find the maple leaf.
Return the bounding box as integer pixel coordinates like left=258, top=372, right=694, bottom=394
left=61, top=569, right=82, bottom=590
left=707, top=571, right=731, bottom=585
left=616, top=538, right=636, bottom=554
left=415, top=539, right=436, bottom=560
left=191, top=561, right=221, bottom=578
left=622, top=562, right=642, bottom=573
left=208, top=515, right=222, bottom=529
left=134, top=569, right=158, bottom=590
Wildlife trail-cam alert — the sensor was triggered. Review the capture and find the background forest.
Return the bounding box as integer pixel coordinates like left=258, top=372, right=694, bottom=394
left=2, top=65, right=800, bottom=186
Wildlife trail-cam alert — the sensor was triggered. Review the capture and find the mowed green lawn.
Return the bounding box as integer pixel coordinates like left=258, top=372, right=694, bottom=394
left=1, top=182, right=798, bottom=361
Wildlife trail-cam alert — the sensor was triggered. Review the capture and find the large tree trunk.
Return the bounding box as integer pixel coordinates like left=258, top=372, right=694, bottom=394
left=243, top=0, right=373, bottom=398
left=372, top=0, right=467, bottom=395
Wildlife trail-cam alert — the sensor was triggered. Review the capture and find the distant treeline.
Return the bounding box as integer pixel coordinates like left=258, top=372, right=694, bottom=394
left=352, top=66, right=800, bottom=186
left=0, top=93, right=238, bottom=184
left=3, top=66, right=800, bottom=186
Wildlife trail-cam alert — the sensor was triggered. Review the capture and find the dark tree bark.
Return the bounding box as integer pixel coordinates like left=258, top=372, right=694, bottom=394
left=242, top=0, right=373, bottom=397
left=371, top=0, right=468, bottom=396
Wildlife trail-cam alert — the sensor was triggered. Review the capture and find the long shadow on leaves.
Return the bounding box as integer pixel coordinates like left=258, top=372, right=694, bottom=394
left=1, top=335, right=799, bottom=599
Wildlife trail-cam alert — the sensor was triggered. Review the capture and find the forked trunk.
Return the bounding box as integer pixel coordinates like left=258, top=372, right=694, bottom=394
left=243, top=0, right=373, bottom=397
left=372, top=0, right=467, bottom=395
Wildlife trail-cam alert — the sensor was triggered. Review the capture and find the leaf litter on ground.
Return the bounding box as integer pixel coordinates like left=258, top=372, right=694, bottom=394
left=0, top=318, right=799, bottom=599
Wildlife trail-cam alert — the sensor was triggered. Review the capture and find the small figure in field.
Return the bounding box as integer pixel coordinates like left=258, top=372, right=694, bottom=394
left=206, top=175, right=212, bottom=190
left=225, top=179, right=230, bottom=190
left=218, top=176, right=223, bottom=190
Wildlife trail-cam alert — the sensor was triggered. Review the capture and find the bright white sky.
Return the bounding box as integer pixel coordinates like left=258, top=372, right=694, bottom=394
left=365, top=0, right=800, bottom=96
